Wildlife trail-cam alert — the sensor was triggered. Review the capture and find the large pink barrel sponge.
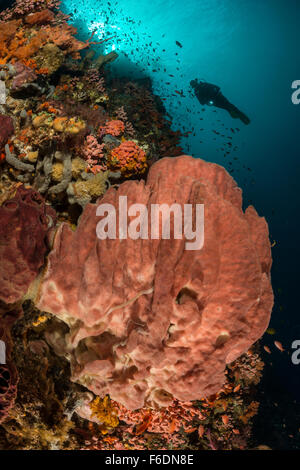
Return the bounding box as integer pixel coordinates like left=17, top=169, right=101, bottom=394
left=36, top=156, right=274, bottom=410
left=0, top=186, right=56, bottom=304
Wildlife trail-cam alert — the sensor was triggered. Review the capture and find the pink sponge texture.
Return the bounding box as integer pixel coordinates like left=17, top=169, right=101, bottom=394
left=0, top=186, right=56, bottom=304
left=36, top=156, right=273, bottom=410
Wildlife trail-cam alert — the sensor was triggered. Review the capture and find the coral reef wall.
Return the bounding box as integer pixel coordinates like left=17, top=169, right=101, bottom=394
left=0, top=0, right=277, bottom=450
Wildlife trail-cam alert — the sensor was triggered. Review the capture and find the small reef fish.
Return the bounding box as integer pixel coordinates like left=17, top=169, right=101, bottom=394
left=266, top=327, right=276, bottom=335
left=135, top=413, right=152, bottom=435
left=169, top=418, right=177, bottom=433
left=263, top=345, right=271, bottom=354
left=222, top=415, right=229, bottom=425
left=176, top=41, right=183, bottom=48
left=274, top=341, right=285, bottom=352
left=185, top=427, right=198, bottom=433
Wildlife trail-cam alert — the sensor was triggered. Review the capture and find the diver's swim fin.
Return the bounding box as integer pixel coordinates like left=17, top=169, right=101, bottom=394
left=238, top=112, right=250, bottom=125
left=229, top=108, right=250, bottom=125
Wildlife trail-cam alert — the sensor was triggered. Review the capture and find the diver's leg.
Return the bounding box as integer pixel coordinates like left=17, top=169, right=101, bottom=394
left=214, top=93, right=250, bottom=125
left=227, top=103, right=251, bottom=125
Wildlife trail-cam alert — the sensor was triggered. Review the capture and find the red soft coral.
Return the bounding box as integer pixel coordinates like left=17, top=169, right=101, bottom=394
left=82, top=135, right=106, bottom=174
left=102, top=120, right=125, bottom=137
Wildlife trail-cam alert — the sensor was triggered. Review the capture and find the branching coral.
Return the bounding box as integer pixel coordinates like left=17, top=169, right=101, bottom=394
left=82, top=135, right=106, bottom=173
left=115, top=106, right=135, bottom=137
left=85, top=68, right=106, bottom=94
left=102, top=120, right=125, bottom=137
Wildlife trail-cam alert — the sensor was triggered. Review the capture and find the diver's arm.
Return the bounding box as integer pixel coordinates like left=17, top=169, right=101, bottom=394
left=194, top=83, right=221, bottom=105
left=194, top=88, right=207, bottom=105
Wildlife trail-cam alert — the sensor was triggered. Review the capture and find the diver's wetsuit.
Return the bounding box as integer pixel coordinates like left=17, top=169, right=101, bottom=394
left=190, top=79, right=250, bottom=125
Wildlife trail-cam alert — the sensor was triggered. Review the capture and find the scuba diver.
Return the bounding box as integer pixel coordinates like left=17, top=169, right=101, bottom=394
left=190, top=79, right=250, bottom=125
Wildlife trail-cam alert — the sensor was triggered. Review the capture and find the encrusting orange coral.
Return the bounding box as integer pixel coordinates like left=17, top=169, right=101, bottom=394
left=89, top=396, right=119, bottom=434
left=108, top=140, right=147, bottom=177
